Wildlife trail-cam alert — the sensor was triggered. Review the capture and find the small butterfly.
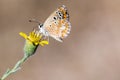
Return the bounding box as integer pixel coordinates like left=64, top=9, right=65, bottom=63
left=39, top=5, right=71, bottom=42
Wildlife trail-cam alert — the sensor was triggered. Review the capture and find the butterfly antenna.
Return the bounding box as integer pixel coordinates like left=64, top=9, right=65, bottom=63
left=29, top=19, right=40, bottom=24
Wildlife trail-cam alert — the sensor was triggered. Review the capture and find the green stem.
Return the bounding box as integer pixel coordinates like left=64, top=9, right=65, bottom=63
left=0, top=56, right=28, bottom=80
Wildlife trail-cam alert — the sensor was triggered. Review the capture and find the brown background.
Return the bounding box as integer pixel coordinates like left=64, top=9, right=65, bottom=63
left=0, top=0, right=120, bottom=80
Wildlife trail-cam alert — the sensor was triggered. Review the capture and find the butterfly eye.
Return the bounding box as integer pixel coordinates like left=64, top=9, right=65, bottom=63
left=39, top=24, right=43, bottom=28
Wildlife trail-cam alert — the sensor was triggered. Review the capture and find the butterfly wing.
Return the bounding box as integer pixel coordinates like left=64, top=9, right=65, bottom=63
left=42, top=5, right=71, bottom=42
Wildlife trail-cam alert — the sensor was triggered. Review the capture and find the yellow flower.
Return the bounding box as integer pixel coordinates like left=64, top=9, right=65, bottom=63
left=19, top=30, right=49, bottom=57
left=19, top=30, right=49, bottom=46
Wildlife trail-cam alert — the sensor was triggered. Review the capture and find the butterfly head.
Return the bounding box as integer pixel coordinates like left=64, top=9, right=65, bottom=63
left=38, top=23, right=49, bottom=36
left=38, top=23, right=43, bottom=33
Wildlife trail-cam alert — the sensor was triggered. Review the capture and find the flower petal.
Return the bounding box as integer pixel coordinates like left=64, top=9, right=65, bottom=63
left=39, top=40, right=49, bottom=46
left=19, top=32, right=28, bottom=39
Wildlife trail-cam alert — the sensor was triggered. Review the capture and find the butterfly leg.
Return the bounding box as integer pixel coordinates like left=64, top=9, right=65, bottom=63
left=44, top=35, right=49, bottom=43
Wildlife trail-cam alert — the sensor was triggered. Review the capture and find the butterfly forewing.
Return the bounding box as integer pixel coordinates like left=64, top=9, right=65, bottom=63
left=42, top=5, right=71, bottom=42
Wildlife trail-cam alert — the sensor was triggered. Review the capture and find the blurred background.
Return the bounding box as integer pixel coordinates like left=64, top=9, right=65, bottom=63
left=0, top=0, right=120, bottom=80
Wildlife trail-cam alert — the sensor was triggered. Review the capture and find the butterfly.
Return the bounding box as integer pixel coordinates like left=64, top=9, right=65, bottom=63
left=38, top=5, right=71, bottom=42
